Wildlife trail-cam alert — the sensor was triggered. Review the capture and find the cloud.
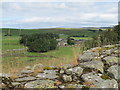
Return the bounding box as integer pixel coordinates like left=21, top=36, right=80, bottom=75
left=2, top=0, right=119, bottom=2
left=1, top=1, right=118, bottom=28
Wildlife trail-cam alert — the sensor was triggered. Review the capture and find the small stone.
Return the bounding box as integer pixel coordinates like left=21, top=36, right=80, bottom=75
left=25, top=80, right=55, bottom=88
left=65, top=84, right=83, bottom=88
left=72, top=66, right=83, bottom=76
left=98, top=79, right=118, bottom=88
left=107, top=65, right=118, bottom=79
left=103, top=45, right=115, bottom=48
left=21, top=70, right=33, bottom=74
left=81, top=72, right=104, bottom=87
left=32, top=64, right=43, bottom=71
left=59, top=69, right=65, bottom=74
left=43, top=70, right=57, bottom=74
left=12, top=82, right=21, bottom=87
left=78, top=52, right=99, bottom=63
left=15, top=76, right=36, bottom=82
left=60, top=64, right=72, bottom=70
left=65, top=68, right=73, bottom=75
left=58, top=84, right=65, bottom=88
left=79, top=60, right=104, bottom=73
left=62, top=74, right=72, bottom=82
left=103, top=56, right=118, bottom=65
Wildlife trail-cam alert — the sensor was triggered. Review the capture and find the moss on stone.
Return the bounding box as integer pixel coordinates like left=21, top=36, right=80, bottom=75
left=82, top=86, right=90, bottom=89
left=101, top=75, right=111, bottom=80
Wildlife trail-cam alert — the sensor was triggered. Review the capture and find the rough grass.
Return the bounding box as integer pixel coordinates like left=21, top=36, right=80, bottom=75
left=2, top=36, right=25, bottom=50
left=2, top=41, right=81, bottom=73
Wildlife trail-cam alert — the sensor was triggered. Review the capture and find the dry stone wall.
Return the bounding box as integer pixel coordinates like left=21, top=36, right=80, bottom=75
left=1, top=44, right=119, bottom=89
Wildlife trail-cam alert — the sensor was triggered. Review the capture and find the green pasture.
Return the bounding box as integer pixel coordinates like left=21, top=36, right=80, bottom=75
left=70, top=37, right=92, bottom=40
left=1, top=28, right=103, bottom=73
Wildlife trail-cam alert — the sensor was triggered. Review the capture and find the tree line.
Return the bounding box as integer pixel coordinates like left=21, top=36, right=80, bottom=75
left=82, top=25, right=120, bottom=50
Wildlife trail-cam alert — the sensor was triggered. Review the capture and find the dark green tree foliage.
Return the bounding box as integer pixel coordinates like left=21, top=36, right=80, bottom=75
left=113, top=24, right=120, bottom=40
left=82, top=25, right=119, bottom=50
left=67, top=37, right=75, bottom=45
left=20, top=33, right=58, bottom=52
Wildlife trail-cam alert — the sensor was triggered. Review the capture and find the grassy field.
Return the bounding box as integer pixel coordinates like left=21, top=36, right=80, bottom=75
left=1, top=28, right=101, bottom=37
left=2, top=34, right=81, bottom=73
left=1, top=28, right=102, bottom=74
left=2, top=45, right=80, bottom=73
left=2, top=36, right=25, bottom=50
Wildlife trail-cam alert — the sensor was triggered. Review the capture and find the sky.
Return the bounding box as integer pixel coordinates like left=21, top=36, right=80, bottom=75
left=1, top=0, right=119, bottom=29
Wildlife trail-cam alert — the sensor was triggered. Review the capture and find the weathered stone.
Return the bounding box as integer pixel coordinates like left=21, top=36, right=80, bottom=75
left=97, top=79, right=118, bottom=88
left=72, top=75, right=78, bottom=82
left=72, top=66, right=83, bottom=76
left=59, top=69, right=65, bottom=74
left=36, top=73, right=47, bottom=79
left=113, top=50, right=120, bottom=54
left=21, top=70, right=33, bottom=74
left=0, top=73, right=14, bottom=88
left=60, top=64, right=73, bottom=70
left=62, top=74, right=72, bottom=82
left=103, top=45, right=115, bottom=48
left=102, top=50, right=112, bottom=56
left=81, top=72, right=103, bottom=87
left=81, top=72, right=118, bottom=88
left=78, top=52, right=99, bottom=63
left=0, top=83, right=6, bottom=88
left=115, top=44, right=120, bottom=47
left=12, top=82, right=21, bottom=87
left=79, top=60, right=104, bottom=73
left=32, top=64, right=43, bottom=71
left=65, top=66, right=83, bottom=76
left=90, top=47, right=102, bottom=52
left=65, top=68, right=73, bottom=75
left=43, top=70, right=57, bottom=75
left=103, top=56, right=118, bottom=65
left=65, top=84, right=83, bottom=88
left=36, top=73, right=58, bottom=79
left=25, top=80, right=55, bottom=88
left=58, top=84, right=65, bottom=88
left=0, top=73, right=10, bottom=78
left=15, top=76, right=36, bottom=82
left=107, top=65, right=118, bottom=79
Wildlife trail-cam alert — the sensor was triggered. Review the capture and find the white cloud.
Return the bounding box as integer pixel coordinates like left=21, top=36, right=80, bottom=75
left=2, top=0, right=119, bottom=2
left=1, top=1, right=118, bottom=28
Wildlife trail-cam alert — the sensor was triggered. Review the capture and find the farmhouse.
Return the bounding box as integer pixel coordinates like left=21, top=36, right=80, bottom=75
left=73, top=39, right=85, bottom=45
left=56, top=39, right=67, bottom=46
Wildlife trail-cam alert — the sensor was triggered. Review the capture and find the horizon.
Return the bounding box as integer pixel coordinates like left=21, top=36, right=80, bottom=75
left=1, top=0, right=118, bottom=29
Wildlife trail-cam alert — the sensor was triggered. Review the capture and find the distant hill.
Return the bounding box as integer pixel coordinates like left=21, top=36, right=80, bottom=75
left=82, top=27, right=112, bottom=29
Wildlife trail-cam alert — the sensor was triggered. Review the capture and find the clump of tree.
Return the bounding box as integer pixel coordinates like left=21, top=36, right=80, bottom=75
left=67, top=37, right=75, bottom=45
left=82, top=25, right=119, bottom=50
left=20, top=33, right=59, bottom=52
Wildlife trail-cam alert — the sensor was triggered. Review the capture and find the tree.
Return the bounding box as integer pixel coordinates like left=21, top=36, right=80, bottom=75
left=99, top=29, right=102, bottom=31
left=113, top=25, right=120, bottom=40
left=49, top=39, right=58, bottom=50
left=20, top=33, right=58, bottom=52
left=67, top=37, right=75, bottom=45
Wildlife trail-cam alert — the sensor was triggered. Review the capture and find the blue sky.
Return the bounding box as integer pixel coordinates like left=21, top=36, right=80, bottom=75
left=1, top=0, right=119, bottom=29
